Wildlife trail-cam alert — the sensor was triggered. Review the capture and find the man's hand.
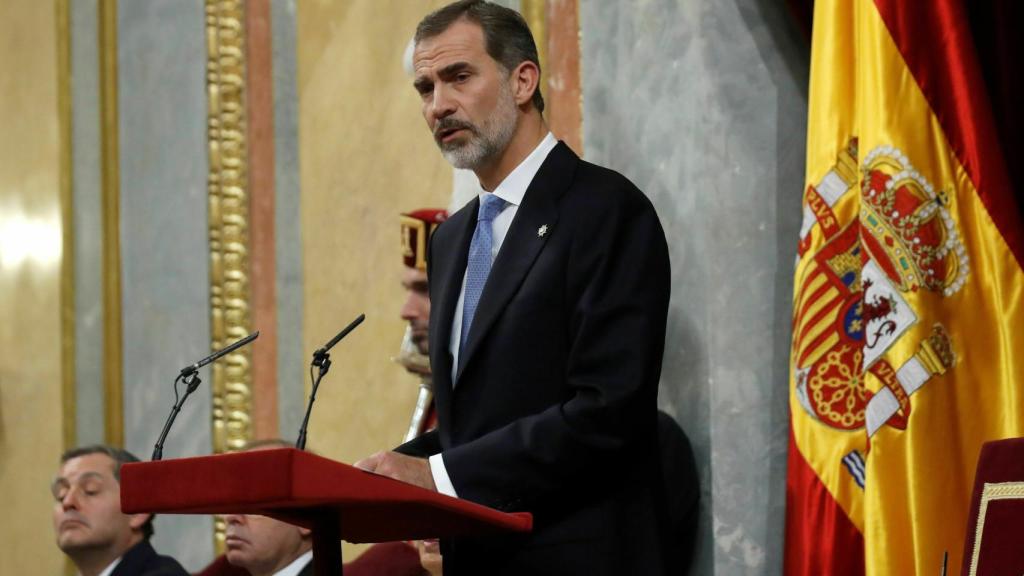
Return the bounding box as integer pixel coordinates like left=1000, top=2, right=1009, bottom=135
left=354, top=451, right=437, bottom=492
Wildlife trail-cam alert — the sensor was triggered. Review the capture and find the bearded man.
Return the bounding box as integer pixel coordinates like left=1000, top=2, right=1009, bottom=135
left=356, top=2, right=673, bottom=574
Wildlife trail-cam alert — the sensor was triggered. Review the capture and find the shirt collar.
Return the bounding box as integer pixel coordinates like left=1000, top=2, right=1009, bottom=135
left=485, top=132, right=558, bottom=208
left=274, top=550, right=313, bottom=576
left=94, top=557, right=122, bottom=576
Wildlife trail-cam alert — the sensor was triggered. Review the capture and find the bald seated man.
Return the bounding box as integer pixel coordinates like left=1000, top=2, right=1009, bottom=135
left=222, top=440, right=313, bottom=576
left=53, top=445, right=188, bottom=576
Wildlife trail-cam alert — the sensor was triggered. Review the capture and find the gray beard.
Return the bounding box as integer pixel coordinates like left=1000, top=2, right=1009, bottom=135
left=440, top=88, right=518, bottom=170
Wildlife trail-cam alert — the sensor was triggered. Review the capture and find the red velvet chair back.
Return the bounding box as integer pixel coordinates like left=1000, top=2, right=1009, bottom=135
left=960, top=437, right=1024, bottom=575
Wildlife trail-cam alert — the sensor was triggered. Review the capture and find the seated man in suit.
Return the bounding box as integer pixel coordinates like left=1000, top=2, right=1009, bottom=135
left=356, top=1, right=673, bottom=574
left=221, top=440, right=313, bottom=576
left=52, top=445, right=188, bottom=576
left=201, top=439, right=423, bottom=576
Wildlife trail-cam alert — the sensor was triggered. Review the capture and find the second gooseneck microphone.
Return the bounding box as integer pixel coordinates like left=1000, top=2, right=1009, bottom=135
left=296, top=314, right=366, bottom=450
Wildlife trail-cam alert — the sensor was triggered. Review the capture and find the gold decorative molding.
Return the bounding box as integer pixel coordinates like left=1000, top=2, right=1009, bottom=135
left=99, top=0, right=123, bottom=448
left=521, top=0, right=548, bottom=87
left=206, top=0, right=254, bottom=552
left=206, top=0, right=254, bottom=456
left=57, top=0, right=76, bottom=453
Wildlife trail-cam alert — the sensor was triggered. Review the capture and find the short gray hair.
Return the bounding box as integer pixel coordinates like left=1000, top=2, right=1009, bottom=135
left=415, top=0, right=545, bottom=113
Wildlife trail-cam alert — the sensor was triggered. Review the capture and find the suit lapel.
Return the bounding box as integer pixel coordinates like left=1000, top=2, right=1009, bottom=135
left=456, top=142, right=579, bottom=381
left=430, top=198, right=477, bottom=433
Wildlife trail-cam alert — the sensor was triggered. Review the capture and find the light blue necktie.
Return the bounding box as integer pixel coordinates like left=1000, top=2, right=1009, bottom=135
left=461, top=194, right=506, bottom=354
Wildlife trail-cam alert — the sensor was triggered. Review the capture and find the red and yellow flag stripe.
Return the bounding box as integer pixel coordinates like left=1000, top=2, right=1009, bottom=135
left=786, top=1, right=1024, bottom=574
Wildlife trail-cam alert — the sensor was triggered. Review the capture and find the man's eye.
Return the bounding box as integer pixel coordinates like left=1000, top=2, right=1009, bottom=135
left=52, top=482, right=69, bottom=500
left=456, top=73, right=470, bottom=82
left=81, top=483, right=102, bottom=496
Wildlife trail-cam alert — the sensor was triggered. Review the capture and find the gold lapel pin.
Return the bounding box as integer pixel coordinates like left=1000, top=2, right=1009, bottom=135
left=538, top=224, right=549, bottom=238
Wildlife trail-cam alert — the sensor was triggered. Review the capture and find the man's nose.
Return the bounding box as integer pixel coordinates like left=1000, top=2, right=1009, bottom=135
left=429, top=84, right=457, bottom=121
left=222, top=513, right=244, bottom=525
left=400, top=293, right=419, bottom=321
left=60, top=489, right=80, bottom=510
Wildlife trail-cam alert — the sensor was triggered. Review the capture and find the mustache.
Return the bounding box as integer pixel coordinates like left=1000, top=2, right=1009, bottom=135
left=433, top=118, right=478, bottom=141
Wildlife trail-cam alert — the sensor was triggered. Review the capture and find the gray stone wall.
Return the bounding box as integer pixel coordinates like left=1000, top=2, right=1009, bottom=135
left=71, top=0, right=105, bottom=446
left=118, top=0, right=212, bottom=570
left=271, top=0, right=305, bottom=442
left=580, top=1, right=808, bottom=573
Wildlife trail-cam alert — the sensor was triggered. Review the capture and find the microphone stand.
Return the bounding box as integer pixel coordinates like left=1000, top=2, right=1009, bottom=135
left=295, top=356, right=329, bottom=451
left=296, top=314, right=365, bottom=450
left=151, top=371, right=202, bottom=461
left=152, top=331, right=260, bottom=461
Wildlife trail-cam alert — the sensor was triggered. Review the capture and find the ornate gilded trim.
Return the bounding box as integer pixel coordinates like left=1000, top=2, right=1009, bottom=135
left=57, top=0, right=76, bottom=452
left=98, top=0, right=123, bottom=447
left=521, top=0, right=548, bottom=87
left=206, top=0, right=254, bottom=551
left=967, top=481, right=1024, bottom=576
left=206, top=0, right=254, bottom=455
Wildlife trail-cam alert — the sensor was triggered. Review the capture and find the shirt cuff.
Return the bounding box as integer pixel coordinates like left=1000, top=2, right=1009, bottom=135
left=428, top=453, right=458, bottom=498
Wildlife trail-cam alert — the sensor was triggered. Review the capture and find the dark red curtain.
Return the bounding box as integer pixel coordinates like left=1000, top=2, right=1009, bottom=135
left=966, top=1, right=1024, bottom=224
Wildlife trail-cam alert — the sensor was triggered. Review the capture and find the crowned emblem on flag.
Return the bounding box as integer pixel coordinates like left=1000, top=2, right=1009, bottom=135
left=860, top=146, right=970, bottom=296
left=793, top=145, right=965, bottom=437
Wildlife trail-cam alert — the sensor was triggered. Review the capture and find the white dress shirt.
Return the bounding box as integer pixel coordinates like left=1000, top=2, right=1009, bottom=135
left=274, top=550, right=313, bottom=576
left=429, top=132, right=558, bottom=498
left=94, top=557, right=122, bottom=576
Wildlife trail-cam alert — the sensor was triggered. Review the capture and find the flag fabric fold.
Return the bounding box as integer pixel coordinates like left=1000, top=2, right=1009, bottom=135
left=785, top=1, right=1024, bottom=574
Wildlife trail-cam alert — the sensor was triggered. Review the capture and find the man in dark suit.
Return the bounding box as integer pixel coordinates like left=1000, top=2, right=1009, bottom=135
left=220, top=440, right=314, bottom=576
left=52, top=445, right=188, bottom=576
left=355, top=1, right=672, bottom=574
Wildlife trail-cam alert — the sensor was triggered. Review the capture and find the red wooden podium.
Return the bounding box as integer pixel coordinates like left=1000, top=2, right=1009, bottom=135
left=120, top=448, right=532, bottom=576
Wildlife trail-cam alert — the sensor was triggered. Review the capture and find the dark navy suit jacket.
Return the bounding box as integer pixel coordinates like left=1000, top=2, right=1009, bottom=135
left=110, top=540, right=188, bottom=576
left=399, top=142, right=672, bottom=575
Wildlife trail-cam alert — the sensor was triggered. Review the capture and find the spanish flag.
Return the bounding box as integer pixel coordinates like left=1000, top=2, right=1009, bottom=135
left=786, top=1, right=1024, bottom=574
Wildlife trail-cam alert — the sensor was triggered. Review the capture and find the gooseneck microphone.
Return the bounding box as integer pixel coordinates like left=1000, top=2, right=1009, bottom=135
left=296, top=314, right=365, bottom=450
left=179, top=331, right=260, bottom=376
left=152, top=331, right=260, bottom=461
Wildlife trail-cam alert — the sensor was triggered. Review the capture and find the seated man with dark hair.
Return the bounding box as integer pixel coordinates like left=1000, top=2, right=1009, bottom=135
left=53, top=445, right=188, bottom=576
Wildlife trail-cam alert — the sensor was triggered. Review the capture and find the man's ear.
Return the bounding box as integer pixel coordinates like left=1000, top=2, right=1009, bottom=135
left=511, top=60, right=540, bottom=107
left=298, top=526, right=313, bottom=540
left=128, top=512, right=151, bottom=532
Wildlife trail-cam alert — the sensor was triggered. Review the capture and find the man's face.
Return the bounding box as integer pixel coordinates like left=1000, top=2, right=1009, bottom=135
left=52, top=453, right=139, bottom=555
left=401, top=266, right=431, bottom=355
left=223, top=513, right=309, bottom=575
left=413, top=19, right=519, bottom=170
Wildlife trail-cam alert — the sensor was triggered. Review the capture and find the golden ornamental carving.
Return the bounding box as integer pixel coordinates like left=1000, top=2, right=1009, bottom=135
left=205, top=0, right=252, bottom=553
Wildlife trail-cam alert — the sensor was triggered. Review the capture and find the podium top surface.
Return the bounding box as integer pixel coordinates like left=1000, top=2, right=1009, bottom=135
left=120, top=448, right=531, bottom=543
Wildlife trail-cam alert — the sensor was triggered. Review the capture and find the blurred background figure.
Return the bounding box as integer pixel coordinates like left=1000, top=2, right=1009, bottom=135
left=220, top=440, right=313, bottom=576
left=345, top=208, right=449, bottom=576
left=396, top=208, right=448, bottom=441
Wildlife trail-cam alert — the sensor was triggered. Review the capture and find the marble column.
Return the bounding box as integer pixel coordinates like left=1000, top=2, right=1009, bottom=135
left=580, top=1, right=808, bottom=573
